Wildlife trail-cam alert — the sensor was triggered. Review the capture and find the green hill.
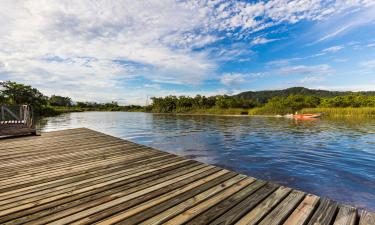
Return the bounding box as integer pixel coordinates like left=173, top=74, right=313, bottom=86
left=236, top=87, right=375, bottom=103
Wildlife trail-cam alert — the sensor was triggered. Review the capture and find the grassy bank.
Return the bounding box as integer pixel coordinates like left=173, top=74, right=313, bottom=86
left=247, top=107, right=375, bottom=118
left=49, top=106, right=375, bottom=118
left=50, top=106, right=145, bottom=114
left=301, top=107, right=375, bottom=118
left=181, top=108, right=249, bottom=115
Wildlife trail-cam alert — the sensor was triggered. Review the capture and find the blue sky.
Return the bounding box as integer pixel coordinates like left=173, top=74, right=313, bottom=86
left=0, top=0, right=375, bottom=105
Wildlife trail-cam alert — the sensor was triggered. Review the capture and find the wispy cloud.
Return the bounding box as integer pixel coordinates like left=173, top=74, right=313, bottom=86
left=251, top=37, right=279, bottom=45
left=298, top=76, right=325, bottom=84
left=220, top=73, right=249, bottom=88
left=360, top=59, right=375, bottom=69
left=322, top=45, right=344, bottom=53
left=280, top=64, right=333, bottom=75
left=313, top=4, right=375, bottom=43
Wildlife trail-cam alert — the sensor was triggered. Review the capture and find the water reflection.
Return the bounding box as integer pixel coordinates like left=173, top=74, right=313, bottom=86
left=39, top=112, right=375, bottom=210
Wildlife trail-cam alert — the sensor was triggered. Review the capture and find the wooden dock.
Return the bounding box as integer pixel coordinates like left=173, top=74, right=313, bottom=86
left=0, top=128, right=374, bottom=225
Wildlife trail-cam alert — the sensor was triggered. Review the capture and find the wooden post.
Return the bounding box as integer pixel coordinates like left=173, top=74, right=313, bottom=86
left=1, top=105, right=4, bottom=121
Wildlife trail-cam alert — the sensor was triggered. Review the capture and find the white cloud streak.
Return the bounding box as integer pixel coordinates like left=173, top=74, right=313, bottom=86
left=280, top=64, right=333, bottom=75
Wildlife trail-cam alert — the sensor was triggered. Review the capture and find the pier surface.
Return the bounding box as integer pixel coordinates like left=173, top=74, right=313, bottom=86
left=0, top=128, right=374, bottom=225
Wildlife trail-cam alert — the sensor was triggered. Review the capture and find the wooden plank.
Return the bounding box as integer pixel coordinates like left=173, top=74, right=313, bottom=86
left=185, top=180, right=267, bottom=225
left=1, top=163, right=210, bottom=224
left=258, top=190, right=305, bottom=225
left=0, top=159, right=196, bottom=208
left=0, top=159, right=195, bottom=217
left=307, top=198, right=338, bottom=225
left=283, top=194, right=320, bottom=225
left=162, top=178, right=255, bottom=225
left=234, top=186, right=292, bottom=225
left=139, top=174, right=246, bottom=225
left=78, top=170, right=234, bottom=225
left=0, top=161, right=201, bottom=224
left=0, top=154, right=175, bottom=201
left=209, top=183, right=279, bottom=225
left=0, top=150, right=161, bottom=191
left=333, top=206, right=357, bottom=225
left=41, top=166, right=218, bottom=225
left=359, top=210, right=375, bottom=225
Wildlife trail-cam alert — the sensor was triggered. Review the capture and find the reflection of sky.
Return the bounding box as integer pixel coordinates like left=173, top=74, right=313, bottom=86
left=40, top=112, right=375, bottom=210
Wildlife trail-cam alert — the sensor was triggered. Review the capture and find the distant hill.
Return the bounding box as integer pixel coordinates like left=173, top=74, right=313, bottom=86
left=236, top=87, right=375, bottom=103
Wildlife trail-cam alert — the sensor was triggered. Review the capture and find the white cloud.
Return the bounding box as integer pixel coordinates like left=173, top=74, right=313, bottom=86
left=322, top=45, right=344, bottom=53
left=298, top=76, right=324, bottom=84
left=0, top=0, right=371, bottom=103
left=360, top=59, right=375, bottom=68
left=314, top=4, right=375, bottom=43
left=280, top=64, right=333, bottom=75
left=251, top=37, right=279, bottom=45
left=220, top=73, right=249, bottom=87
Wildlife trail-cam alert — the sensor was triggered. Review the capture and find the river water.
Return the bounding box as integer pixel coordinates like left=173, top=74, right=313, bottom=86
left=39, top=112, right=375, bottom=210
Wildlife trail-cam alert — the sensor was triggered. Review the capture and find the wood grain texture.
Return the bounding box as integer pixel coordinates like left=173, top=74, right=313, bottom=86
left=307, top=198, right=338, bottom=225
left=360, top=210, right=375, bottom=225
left=283, top=194, right=320, bottom=225
left=334, top=206, right=357, bottom=225
left=0, top=128, right=373, bottom=225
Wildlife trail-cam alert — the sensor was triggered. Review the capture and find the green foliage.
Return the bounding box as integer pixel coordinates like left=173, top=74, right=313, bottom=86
left=49, top=95, right=72, bottom=107
left=0, top=81, right=146, bottom=115
left=254, top=94, right=375, bottom=115
left=301, top=107, right=375, bottom=118
left=236, top=87, right=375, bottom=103
left=0, top=92, right=5, bottom=104
left=150, top=95, right=258, bottom=113
left=0, top=81, right=48, bottom=113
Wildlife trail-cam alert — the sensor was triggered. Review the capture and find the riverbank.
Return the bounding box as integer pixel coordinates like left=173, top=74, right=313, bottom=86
left=154, top=107, right=375, bottom=118
left=46, top=106, right=375, bottom=118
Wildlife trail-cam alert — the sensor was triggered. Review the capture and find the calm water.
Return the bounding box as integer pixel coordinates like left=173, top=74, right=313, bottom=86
left=39, top=112, right=375, bottom=210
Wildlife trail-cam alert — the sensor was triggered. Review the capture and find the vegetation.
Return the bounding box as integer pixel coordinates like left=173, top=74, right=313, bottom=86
left=0, top=81, right=145, bottom=116
left=236, top=87, right=375, bottom=103
left=301, top=107, right=375, bottom=118
left=150, top=95, right=258, bottom=113
left=1, top=81, right=375, bottom=117
left=151, top=93, right=375, bottom=117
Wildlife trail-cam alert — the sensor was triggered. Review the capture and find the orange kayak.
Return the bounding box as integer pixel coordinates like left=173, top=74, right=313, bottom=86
left=292, top=114, right=321, bottom=119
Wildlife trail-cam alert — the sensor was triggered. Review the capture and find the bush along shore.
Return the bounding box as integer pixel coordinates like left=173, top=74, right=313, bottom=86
left=0, top=81, right=146, bottom=117
left=1, top=81, right=375, bottom=118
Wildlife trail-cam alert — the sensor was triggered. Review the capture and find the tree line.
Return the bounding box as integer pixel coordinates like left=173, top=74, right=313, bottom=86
left=0, top=81, right=142, bottom=115
left=150, top=94, right=375, bottom=114
left=2, top=80, right=375, bottom=116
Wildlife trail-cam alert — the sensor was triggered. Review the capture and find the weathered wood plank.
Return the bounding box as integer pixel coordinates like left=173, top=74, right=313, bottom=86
left=162, top=178, right=255, bottom=225
left=139, top=174, right=245, bottom=225
left=234, top=186, right=292, bottom=225
left=0, top=161, right=203, bottom=224
left=44, top=166, right=218, bottom=225
left=185, top=180, right=267, bottom=225
left=307, top=198, right=338, bottom=225
left=283, top=194, right=320, bottom=225
left=333, top=206, right=357, bottom=225
left=359, top=210, right=375, bottom=225
left=79, top=170, right=234, bottom=225
left=258, top=190, right=305, bottom=225
left=209, top=182, right=279, bottom=225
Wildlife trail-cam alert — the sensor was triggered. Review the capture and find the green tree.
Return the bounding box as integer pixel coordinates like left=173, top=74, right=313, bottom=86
left=49, top=95, right=72, bottom=107
left=0, top=81, right=48, bottom=111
